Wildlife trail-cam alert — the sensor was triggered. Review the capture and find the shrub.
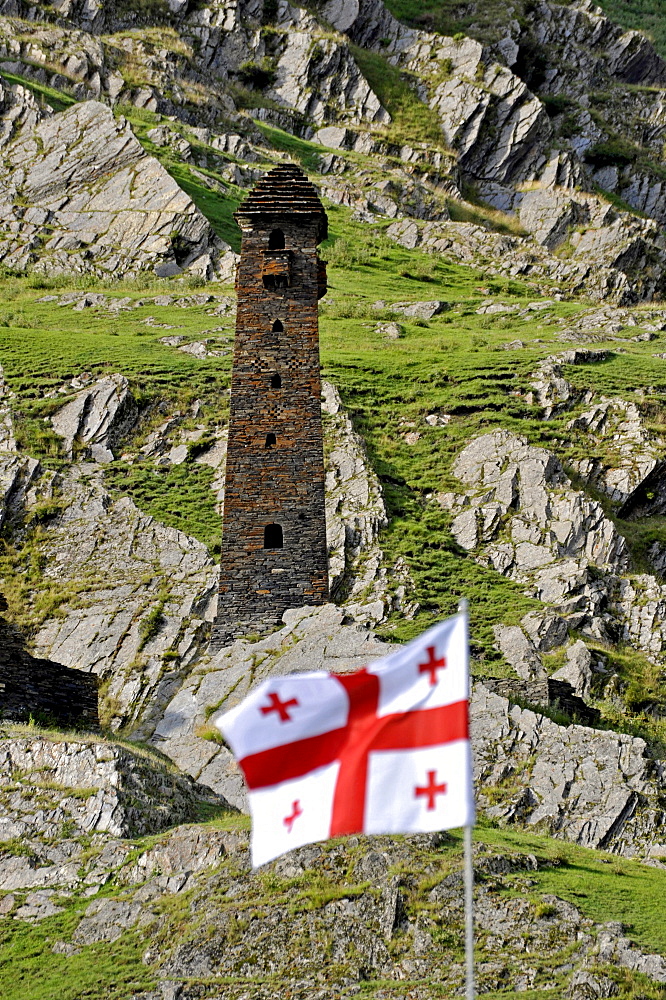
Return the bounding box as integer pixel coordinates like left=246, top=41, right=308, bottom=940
left=584, top=138, right=638, bottom=169
left=540, top=93, right=575, bottom=117
left=237, top=60, right=277, bottom=90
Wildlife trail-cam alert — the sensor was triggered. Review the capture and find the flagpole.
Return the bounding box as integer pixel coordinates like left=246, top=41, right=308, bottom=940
left=464, top=823, right=475, bottom=1000
left=458, top=597, right=475, bottom=1000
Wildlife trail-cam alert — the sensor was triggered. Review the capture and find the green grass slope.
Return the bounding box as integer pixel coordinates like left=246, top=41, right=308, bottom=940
left=2, top=809, right=666, bottom=1000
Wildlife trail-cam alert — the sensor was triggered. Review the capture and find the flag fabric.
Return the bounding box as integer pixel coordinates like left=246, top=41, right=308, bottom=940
left=216, top=612, right=474, bottom=867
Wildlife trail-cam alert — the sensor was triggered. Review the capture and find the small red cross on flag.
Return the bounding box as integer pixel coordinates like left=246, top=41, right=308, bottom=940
left=217, top=611, right=474, bottom=867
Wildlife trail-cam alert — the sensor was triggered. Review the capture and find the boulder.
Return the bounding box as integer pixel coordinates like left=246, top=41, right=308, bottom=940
left=518, top=188, right=589, bottom=250
left=493, top=624, right=545, bottom=680
left=50, top=374, right=138, bottom=462
left=391, top=300, right=449, bottom=320
left=521, top=610, right=568, bottom=651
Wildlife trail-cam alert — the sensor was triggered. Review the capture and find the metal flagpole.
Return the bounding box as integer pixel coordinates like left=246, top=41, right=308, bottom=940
left=464, top=823, right=475, bottom=1000
left=458, top=597, right=475, bottom=1000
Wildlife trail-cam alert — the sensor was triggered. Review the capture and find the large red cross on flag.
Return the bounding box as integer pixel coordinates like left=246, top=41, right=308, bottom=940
left=217, top=612, right=474, bottom=867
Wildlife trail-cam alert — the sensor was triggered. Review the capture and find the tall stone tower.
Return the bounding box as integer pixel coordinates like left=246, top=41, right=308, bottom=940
left=211, top=165, right=329, bottom=648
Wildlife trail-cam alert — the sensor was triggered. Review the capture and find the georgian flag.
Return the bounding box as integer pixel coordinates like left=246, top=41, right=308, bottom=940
left=216, top=612, right=474, bottom=867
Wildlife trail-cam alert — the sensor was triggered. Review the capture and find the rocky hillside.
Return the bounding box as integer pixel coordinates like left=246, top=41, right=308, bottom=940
left=3, top=0, right=666, bottom=996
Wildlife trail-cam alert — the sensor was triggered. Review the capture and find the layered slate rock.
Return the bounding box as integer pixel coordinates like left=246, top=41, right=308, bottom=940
left=440, top=428, right=630, bottom=639
left=0, top=97, right=229, bottom=278
left=154, top=604, right=394, bottom=808
left=29, top=466, right=218, bottom=732
left=473, top=684, right=666, bottom=858
left=154, top=605, right=665, bottom=859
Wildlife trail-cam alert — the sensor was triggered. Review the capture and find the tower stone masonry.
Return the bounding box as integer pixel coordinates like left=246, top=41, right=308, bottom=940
left=210, top=165, right=330, bottom=648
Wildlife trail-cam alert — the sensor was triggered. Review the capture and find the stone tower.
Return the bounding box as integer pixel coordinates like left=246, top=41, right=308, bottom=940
left=210, top=165, right=329, bottom=648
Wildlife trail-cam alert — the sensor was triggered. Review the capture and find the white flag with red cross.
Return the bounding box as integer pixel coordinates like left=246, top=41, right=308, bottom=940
left=216, top=612, right=474, bottom=867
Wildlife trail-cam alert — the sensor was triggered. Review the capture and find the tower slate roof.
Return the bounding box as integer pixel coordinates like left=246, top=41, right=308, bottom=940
left=235, top=164, right=328, bottom=240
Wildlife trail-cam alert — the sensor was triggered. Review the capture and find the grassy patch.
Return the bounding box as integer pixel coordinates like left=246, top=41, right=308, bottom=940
left=0, top=71, right=76, bottom=113
left=349, top=45, right=447, bottom=148
left=477, top=823, right=666, bottom=956
left=104, top=460, right=221, bottom=556
left=0, top=909, right=157, bottom=1000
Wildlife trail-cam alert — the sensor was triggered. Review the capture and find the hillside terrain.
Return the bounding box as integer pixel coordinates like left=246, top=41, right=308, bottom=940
left=3, top=0, right=666, bottom=996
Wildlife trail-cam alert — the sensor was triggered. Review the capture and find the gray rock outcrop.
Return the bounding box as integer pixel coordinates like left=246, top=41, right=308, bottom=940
left=552, top=640, right=595, bottom=699
left=322, top=380, right=390, bottom=611
left=568, top=396, right=661, bottom=503
left=27, top=465, right=218, bottom=732
left=473, top=684, right=666, bottom=859
left=50, top=374, right=138, bottom=463
left=150, top=602, right=666, bottom=861
left=0, top=97, right=231, bottom=278
left=152, top=603, right=394, bottom=807
left=0, top=735, right=227, bottom=849
left=492, top=624, right=545, bottom=680
left=440, top=428, right=666, bottom=663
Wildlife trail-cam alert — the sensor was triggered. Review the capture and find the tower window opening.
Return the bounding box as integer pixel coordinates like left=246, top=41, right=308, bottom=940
left=272, top=319, right=283, bottom=333
left=268, top=229, right=285, bottom=250
left=265, top=432, right=277, bottom=448
left=264, top=523, right=283, bottom=548
left=270, top=374, right=282, bottom=389
left=263, top=274, right=288, bottom=290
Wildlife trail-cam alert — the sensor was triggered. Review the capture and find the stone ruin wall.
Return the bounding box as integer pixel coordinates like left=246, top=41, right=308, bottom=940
left=0, top=617, right=99, bottom=730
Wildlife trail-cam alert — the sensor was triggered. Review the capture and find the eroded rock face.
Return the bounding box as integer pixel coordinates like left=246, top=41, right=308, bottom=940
left=0, top=98, right=230, bottom=278
left=152, top=603, right=394, bottom=807
left=439, top=426, right=666, bottom=669
left=322, top=381, right=389, bottom=606
left=0, top=72, right=44, bottom=146
left=446, top=430, right=629, bottom=611
left=0, top=451, right=39, bottom=529
left=568, top=396, right=662, bottom=503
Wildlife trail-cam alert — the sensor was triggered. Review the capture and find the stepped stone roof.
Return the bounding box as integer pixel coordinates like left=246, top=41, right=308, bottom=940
left=235, top=164, right=328, bottom=240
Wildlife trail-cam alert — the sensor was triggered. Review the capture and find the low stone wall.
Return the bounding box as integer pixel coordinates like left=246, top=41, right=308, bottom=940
left=482, top=676, right=601, bottom=725
left=0, top=616, right=99, bottom=730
